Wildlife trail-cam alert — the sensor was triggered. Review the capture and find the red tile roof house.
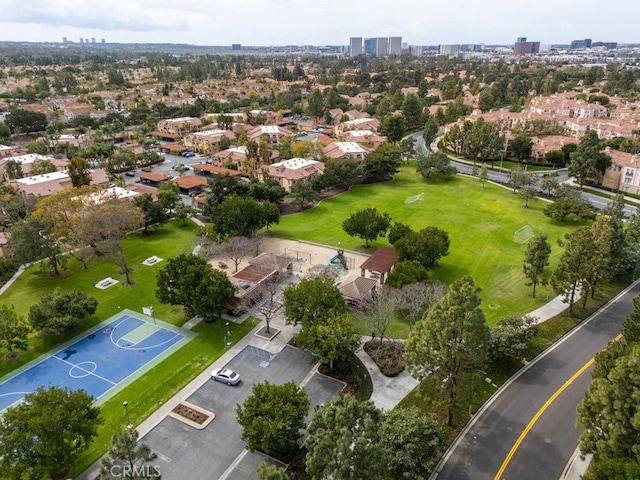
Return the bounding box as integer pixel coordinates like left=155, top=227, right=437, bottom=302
left=260, top=158, right=325, bottom=193
left=211, top=146, right=249, bottom=172
left=246, top=125, right=292, bottom=145
left=12, top=169, right=109, bottom=197
left=359, top=247, right=397, bottom=285
left=322, top=141, right=371, bottom=161
left=335, top=117, right=382, bottom=136
left=342, top=130, right=388, bottom=149
left=172, top=175, right=208, bottom=195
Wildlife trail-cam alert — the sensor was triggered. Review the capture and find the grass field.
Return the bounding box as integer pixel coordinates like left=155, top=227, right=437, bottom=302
left=271, top=165, right=587, bottom=324
left=0, top=220, right=261, bottom=474
left=0, top=220, right=200, bottom=377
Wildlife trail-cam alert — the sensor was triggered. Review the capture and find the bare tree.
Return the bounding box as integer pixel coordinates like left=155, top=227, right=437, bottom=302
left=362, top=287, right=399, bottom=344
left=220, top=236, right=255, bottom=272
left=258, top=274, right=282, bottom=334
left=396, top=281, right=448, bottom=327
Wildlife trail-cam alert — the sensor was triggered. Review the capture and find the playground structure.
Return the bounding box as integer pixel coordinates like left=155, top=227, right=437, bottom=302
left=326, top=249, right=353, bottom=276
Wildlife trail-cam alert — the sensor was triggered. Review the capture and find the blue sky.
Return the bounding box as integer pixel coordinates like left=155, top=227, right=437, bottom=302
left=0, top=0, right=635, bottom=46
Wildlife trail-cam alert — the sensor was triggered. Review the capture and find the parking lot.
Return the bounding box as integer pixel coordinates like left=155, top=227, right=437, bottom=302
left=141, top=345, right=344, bottom=479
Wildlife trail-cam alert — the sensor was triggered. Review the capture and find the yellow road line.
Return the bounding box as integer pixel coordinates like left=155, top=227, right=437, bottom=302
left=494, top=333, right=623, bottom=480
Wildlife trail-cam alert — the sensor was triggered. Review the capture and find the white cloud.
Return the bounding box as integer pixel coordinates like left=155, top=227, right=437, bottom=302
left=0, top=0, right=636, bottom=45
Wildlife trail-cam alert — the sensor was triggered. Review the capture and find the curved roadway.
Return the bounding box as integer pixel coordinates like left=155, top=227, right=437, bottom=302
left=432, top=281, right=640, bottom=480
left=410, top=132, right=637, bottom=217
left=408, top=131, right=639, bottom=478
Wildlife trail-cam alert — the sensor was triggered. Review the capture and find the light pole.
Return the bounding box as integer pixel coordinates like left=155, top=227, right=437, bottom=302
left=123, top=401, right=132, bottom=428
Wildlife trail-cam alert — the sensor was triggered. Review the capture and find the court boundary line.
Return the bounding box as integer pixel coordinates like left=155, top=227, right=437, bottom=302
left=0, top=309, right=196, bottom=408
left=52, top=356, right=117, bottom=386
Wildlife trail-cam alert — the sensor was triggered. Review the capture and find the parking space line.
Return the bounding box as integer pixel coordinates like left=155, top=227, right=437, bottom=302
left=218, top=449, right=249, bottom=480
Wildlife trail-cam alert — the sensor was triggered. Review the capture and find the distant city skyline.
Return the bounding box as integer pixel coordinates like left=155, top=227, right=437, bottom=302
left=0, top=0, right=636, bottom=46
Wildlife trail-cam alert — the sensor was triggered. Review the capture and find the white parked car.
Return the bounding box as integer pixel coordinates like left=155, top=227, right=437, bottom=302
left=211, top=367, right=240, bottom=385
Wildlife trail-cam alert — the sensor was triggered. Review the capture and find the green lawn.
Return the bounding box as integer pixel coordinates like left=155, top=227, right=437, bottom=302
left=0, top=220, right=200, bottom=377
left=271, top=165, right=586, bottom=324
left=0, top=219, right=262, bottom=475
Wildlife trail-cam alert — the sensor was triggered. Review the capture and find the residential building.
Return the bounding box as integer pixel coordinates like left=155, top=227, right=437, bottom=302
left=13, top=169, right=109, bottom=197
left=342, top=130, right=388, bottom=149
left=322, top=141, right=370, bottom=161
left=336, top=116, right=381, bottom=135
left=571, top=38, right=592, bottom=49
left=602, top=148, right=640, bottom=193
left=157, top=117, right=203, bottom=136
left=211, top=146, right=249, bottom=172
left=388, top=36, right=402, bottom=55
left=246, top=125, right=292, bottom=145
left=261, top=158, right=325, bottom=192
left=184, top=129, right=235, bottom=154
left=350, top=37, right=363, bottom=57
left=171, top=175, right=208, bottom=195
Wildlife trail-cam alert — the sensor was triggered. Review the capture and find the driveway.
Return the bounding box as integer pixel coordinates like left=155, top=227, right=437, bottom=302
left=141, top=345, right=344, bottom=480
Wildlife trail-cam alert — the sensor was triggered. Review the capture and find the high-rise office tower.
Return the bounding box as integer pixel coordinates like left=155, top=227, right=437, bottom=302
left=350, top=37, right=363, bottom=56
left=376, top=37, right=389, bottom=56
left=388, top=36, right=402, bottom=55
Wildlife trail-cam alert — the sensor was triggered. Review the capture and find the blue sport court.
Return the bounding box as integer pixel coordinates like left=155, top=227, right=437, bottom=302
left=0, top=310, right=192, bottom=411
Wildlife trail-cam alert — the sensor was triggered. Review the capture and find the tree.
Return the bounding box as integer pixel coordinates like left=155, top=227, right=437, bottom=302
left=466, top=118, right=504, bottom=165
left=4, top=159, right=23, bottom=180
left=479, top=162, right=489, bottom=187
left=289, top=181, right=318, bottom=208
left=489, top=315, right=538, bottom=362
left=68, top=156, right=92, bottom=188
left=510, top=134, right=533, bottom=162
left=551, top=227, right=595, bottom=315
left=399, top=136, right=417, bottom=161
left=219, top=236, right=255, bottom=273
left=362, top=143, right=403, bottom=180
left=306, top=395, right=385, bottom=480
left=342, top=207, right=391, bottom=248
left=282, top=276, right=347, bottom=327
left=381, top=114, right=407, bottom=143
left=394, top=226, right=450, bottom=270
left=29, top=288, right=98, bottom=337
left=416, top=151, right=456, bottom=180
left=156, top=254, right=235, bottom=322
left=8, top=216, right=66, bottom=276
left=385, top=260, right=430, bottom=288
left=4, top=107, right=48, bottom=134
left=362, top=287, right=397, bottom=343
left=296, top=313, right=360, bottom=371
left=543, top=192, right=595, bottom=223
left=174, top=203, right=194, bottom=226
left=236, top=381, right=309, bottom=455
left=577, top=344, right=640, bottom=459
left=378, top=407, right=444, bottom=480
left=405, top=275, right=490, bottom=426
left=134, top=194, right=167, bottom=235
left=568, top=130, right=602, bottom=188
left=211, top=196, right=279, bottom=239
left=507, top=165, right=535, bottom=193
left=523, top=233, right=551, bottom=298
left=157, top=181, right=181, bottom=213
left=29, top=159, right=58, bottom=175
left=0, top=121, right=10, bottom=143
left=401, top=94, right=423, bottom=129
left=622, top=296, right=640, bottom=343
left=423, top=115, right=439, bottom=145
left=545, top=150, right=565, bottom=168
left=254, top=462, right=291, bottom=480
left=100, top=428, right=159, bottom=480
left=70, top=197, right=144, bottom=284
left=0, top=386, right=102, bottom=480
left=0, top=305, right=30, bottom=355
left=517, top=186, right=538, bottom=208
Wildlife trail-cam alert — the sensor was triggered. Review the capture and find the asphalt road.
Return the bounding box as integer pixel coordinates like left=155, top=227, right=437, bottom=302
left=432, top=280, right=640, bottom=480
